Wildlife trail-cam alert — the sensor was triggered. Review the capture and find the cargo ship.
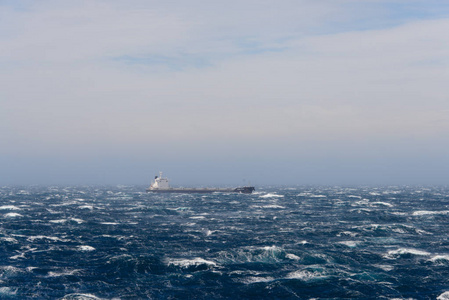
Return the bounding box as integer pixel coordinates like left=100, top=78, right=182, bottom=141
left=146, top=172, right=255, bottom=194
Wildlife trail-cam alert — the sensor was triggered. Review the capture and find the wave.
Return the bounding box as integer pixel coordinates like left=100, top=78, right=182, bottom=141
left=61, top=294, right=105, bottom=300
left=0, top=287, right=17, bottom=297
left=251, top=204, right=286, bottom=209
left=0, top=266, right=25, bottom=278
left=49, top=218, right=84, bottom=224
left=217, top=246, right=302, bottom=265
left=286, top=268, right=328, bottom=281
left=429, top=255, right=449, bottom=264
left=285, top=253, right=301, bottom=260
left=79, top=205, right=94, bottom=210
left=241, top=276, right=275, bottom=284
left=48, top=269, right=82, bottom=277
left=166, top=257, right=217, bottom=270
left=0, top=205, right=21, bottom=210
left=413, top=210, right=449, bottom=216
left=77, top=245, right=96, bottom=251
left=438, top=291, right=449, bottom=300
left=0, top=237, right=18, bottom=243
left=260, top=193, right=284, bottom=198
left=337, top=241, right=360, bottom=248
left=385, top=248, right=431, bottom=259
left=356, top=224, right=429, bottom=236
left=370, top=201, right=394, bottom=207
left=26, top=236, right=67, bottom=242
left=3, top=212, right=22, bottom=218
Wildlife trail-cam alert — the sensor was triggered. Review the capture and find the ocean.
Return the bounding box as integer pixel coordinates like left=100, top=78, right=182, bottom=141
left=1, top=185, right=449, bottom=299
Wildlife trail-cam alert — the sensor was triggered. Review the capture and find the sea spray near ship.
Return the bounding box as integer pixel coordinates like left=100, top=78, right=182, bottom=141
left=146, top=172, right=255, bottom=194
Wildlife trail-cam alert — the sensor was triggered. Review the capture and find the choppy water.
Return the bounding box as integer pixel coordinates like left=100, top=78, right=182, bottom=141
left=1, top=186, right=449, bottom=299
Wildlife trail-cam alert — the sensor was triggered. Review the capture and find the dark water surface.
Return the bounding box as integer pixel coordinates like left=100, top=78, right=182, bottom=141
left=1, top=186, right=449, bottom=299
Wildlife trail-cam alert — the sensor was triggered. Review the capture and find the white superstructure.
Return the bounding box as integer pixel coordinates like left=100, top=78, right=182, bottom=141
left=149, top=172, right=170, bottom=190
left=146, top=172, right=255, bottom=193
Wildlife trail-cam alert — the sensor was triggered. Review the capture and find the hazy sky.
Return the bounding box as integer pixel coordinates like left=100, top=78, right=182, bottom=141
left=1, top=0, right=449, bottom=186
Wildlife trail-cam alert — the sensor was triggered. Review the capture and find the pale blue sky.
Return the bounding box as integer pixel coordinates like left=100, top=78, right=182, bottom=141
left=1, top=1, right=449, bottom=185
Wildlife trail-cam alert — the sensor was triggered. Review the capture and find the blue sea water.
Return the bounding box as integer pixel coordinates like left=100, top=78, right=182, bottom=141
left=1, top=186, right=449, bottom=299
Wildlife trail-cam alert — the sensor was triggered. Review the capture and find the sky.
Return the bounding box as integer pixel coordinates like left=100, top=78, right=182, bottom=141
left=1, top=0, right=449, bottom=186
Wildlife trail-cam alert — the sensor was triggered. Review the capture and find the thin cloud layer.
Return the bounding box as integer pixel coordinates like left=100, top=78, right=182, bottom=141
left=1, top=1, right=449, bottom=184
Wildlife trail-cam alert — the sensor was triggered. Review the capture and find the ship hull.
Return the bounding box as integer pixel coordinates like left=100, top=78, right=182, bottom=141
left=146, top=187, right=255, bottom=194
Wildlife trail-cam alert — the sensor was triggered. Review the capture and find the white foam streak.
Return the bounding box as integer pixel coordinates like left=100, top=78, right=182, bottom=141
left=286, top=270, right=327, bottom=281
left=252, top=204, right=286, bottom=209
left=0, top=205, right=21, bottom=210
left=77, top=245, right=96, bottom=251
left=61, top=293, right=105, bottom=300
left=48, top=269, right=81, bottom=277
left=0, top=287, right=17, bottom=296
left=79, top=205, right=94, bottom=210
left=260, top=193, right=284, bottom=198
left=413, top=210, right=449, bottom=216
left=338, top=241, right=360, bottom=247
left=167, top=257, right=217, bottom=268
left=242, top=276, right=275, bottom=284
left=27, top=236, right=66, bottom=242
left=4, top=212, right=22, bottom=218
left=286, top=253, right=301, bottom=260
left=429, top=255, right=449, bottom=263
left=370, top=202, right=394, bottom=207
left=385, top=248, right=431, bottom=258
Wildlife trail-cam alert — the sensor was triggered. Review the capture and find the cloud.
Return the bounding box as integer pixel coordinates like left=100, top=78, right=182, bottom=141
left=1, top=1, right=449, bottom=184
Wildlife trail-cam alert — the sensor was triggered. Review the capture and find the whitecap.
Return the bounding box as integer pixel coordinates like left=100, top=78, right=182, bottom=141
left=374, top=264, right=394, bottom=272
left=203, top=230, right=213, bottom=236
left=338, top=241, right=360, bottom=247
left=242, top=276, right=275, bottom=284
left=0, top=287, right=16, bottom=296
left=413, top=210, right=449, bottom=216
left=309, top=194, right=326, bottom=198
left=77, top=245, right=95, bottom=252
left=385, top=248, right=430, bottom=258
left=370, top=202, right=394, bottom=207
left=51, top=218, right=84, bottom=224
left=354, top=199, right=370, bottom=206
left=4, top=212, right=22, bottom=218
left=10, top=252, right=26, bottom=260
left=297, top=192, right=312, bottom=196
left=251, top=191, right=264, bottom=195
left=429, top=255, right=449, bottom=263
left=286, top=269, right=327, bottom=281
left=0, top=266, right=24, bottom=277
left=0, top=237, right=18, bottom=243
left=337, top=231, right=358, bottom=237
left=0, top=205, right=21, bottom=210
left=167, top=257, right=217, bottom=268
left=27, top=236, right=65, bottom=242
left=438, top=291, right=449, bottom=300
left=61, top=293, right=104, bottom=300
left=286, top=253, right=301, bottom=260
left=50, top=219, right=68, bottom=224
left=48, top=269, right=81, bottom=277
left=70, top=218, right=84, bottom=224
left=260, top=193, right=284, bottom=198
left=79, top=205, right=94, bottom=210
left=261, top=205, right=285, bottom=209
